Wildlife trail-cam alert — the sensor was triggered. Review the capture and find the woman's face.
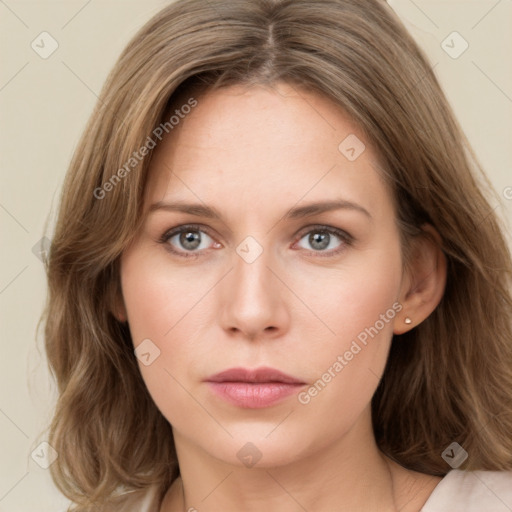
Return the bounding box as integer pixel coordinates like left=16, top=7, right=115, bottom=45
left=119, top=82, right=407, bottom=467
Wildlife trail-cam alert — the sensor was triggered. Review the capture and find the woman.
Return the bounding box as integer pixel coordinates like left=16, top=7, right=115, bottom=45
left=42, top=0, right=512, bottom=510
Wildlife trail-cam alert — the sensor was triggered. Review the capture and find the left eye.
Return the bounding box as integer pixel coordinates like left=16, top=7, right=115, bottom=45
left=162, top=226, right=216, bottom=255
left=295, top=227, right=348, bottom=254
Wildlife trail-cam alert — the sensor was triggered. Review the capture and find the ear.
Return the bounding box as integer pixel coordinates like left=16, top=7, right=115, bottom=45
left=394, top=224, right=447, bottom=335
left=110, top=274, right=128, bottom=323
left=112, top=294, right=128, bottom=323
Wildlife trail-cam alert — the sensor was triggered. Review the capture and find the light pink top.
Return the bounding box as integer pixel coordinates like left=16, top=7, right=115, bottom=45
left=420, top=470, right=512, bottom=511
left=106, top=470, right=512, bottom=511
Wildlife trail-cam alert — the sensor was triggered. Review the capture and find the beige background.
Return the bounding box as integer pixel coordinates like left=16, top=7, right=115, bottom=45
left=1, top=1, right=511, bottom=510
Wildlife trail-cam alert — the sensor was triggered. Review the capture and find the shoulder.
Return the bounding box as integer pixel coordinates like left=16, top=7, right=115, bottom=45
left=103, top=484, right=162, bottom=512
left=421, top=469, right=512, bottom=512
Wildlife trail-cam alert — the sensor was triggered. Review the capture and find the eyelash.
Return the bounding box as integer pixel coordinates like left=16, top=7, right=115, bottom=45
left=157, top=223, right=354, bottom=259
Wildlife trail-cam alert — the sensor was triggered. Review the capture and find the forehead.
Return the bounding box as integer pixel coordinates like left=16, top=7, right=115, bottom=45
left=144, top=82, right=393, bottom=221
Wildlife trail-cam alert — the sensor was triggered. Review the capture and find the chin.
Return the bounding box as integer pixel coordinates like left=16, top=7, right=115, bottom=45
left=194, top=426, right=325, bottom=470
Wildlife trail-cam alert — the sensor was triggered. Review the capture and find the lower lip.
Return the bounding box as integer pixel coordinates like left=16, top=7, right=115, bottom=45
left=206, top=382, right=304, bottom=408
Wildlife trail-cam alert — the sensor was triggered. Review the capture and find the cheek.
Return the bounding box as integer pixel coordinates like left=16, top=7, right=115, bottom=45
left=120, top=250, right=212, bottom=423
left=120, top=247, right=206, bottom=343
left=292, top=252, right=403, bottom=425
left=287, top=237, right=402, bottom=344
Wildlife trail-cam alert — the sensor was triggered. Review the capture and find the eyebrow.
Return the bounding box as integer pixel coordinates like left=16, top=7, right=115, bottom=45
left=148, top=199, right=372, bottom=221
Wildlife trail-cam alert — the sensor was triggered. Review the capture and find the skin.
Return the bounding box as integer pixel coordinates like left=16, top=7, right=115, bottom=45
left=118, top=81, right=447, bottom=512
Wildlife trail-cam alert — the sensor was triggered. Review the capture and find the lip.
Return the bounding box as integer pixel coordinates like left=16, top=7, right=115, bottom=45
left=205, top=366, right=305, bottom=384
left=204, top=367, right=306, bottom=409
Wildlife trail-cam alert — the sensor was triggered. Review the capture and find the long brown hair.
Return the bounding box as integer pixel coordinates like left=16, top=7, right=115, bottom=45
left=41, top=0, right=512, bottom=509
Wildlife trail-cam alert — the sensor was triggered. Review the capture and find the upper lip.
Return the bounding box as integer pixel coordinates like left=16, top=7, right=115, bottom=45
left=205, top=366, right=305, bottom=384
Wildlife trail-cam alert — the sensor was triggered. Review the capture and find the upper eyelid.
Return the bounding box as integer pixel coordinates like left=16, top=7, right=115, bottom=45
left=161, top=223, right=215, bottom=240
left=296, top=224, right=351, bottom=237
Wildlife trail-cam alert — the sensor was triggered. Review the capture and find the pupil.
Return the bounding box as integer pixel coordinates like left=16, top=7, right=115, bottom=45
left=310, top=232, right=329, bottom=250
left=180, top=231, right=200, bottom=250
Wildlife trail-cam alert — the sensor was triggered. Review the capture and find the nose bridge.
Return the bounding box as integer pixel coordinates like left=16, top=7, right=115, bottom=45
left=219, top=234, right=288, bottom=337
left=231, top=236, right=276, bottom=305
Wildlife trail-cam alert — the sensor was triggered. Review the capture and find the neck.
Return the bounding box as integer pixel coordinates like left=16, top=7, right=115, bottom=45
left=160, top=409, right=438, bottom=512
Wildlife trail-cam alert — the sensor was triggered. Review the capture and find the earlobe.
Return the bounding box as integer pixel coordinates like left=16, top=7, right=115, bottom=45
left=113, top=303, right=128, bottom=323
left=393, top=224, right=447, bottom=335
left=111, top=278, right=128, bottom=323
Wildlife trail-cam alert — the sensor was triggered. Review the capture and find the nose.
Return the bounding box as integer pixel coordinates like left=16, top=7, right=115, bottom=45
left=219, top=242, right=290, bottom=341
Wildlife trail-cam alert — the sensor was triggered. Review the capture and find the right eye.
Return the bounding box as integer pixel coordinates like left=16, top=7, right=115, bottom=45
left=159, top=224, right=221, bottom=258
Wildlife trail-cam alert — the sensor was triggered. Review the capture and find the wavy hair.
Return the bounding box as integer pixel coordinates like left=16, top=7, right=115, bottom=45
left=41, top=0, right=512, bottom=509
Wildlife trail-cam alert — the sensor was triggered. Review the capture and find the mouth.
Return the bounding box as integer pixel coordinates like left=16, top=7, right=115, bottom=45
left=204, top=366, right=306, bottom=408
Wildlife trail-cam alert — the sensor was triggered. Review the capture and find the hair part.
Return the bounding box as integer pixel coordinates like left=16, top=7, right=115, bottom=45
left=42, top=0, right=512, bottom=509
